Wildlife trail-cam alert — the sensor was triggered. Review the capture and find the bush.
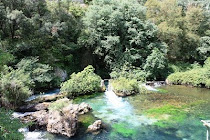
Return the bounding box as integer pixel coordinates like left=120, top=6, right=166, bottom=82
left=0, top=57, right=53, bottom=107
left=167, top=57, right=210, bottom=88
left=168, top=62, right=193, bottom=73
left=0, top=67, right=33, bottom=107
left=0, top=108, right=25, bottom=140
left=111, top=77, right=140, bottom=96
left=60, top=65, right=102, bottom=98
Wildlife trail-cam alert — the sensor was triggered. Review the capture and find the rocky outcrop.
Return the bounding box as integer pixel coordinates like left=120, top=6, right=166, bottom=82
left=47, top=109, right=78, bottom=137
left=17, top=102, right=50, bottom=112
left=20, top=110, right=49, bottom=130
left=17, top=101, right=93, bottom=137
left=87, top=120, right=102, bottom=133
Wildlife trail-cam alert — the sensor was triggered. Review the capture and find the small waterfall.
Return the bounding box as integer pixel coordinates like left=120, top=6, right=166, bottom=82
left=102, top=80, right=141, bottom=125
left=105, top=83, right=132, bottom=110
left=142, top=83, right=158, bottom=91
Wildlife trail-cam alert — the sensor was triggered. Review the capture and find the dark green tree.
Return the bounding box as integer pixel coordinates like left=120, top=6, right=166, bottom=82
left=80, top=0, right=166, bottom=69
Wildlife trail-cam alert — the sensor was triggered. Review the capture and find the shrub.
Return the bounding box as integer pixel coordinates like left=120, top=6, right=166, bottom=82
left=168, top=62, right=193, bottom=73
left=48, top=98, right=71, bottom=111
left=60, top=65, right=102, bottom=98
left=0, top=108, right=25, bottom=140
left=167, top=57, right=210, bottom=88
left=0, top=67, right=33, bottom=107
left=111, top=77, right=140, bottom=96
left=0, top=57, right=53, bottom=107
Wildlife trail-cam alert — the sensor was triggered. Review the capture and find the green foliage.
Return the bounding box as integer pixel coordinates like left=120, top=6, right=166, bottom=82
left=0, top=66, right=33, bottom=107
left=84, top=0, right=92, bottom=4
left=197, top=36, right=210, bottom=60
left=0, top=108, right=25, bottom=140
left=144, top=48, right=168, bottom=80
left=167, top=57, right=210, bottom=87
left=81, top=0, right=166, bottom=69
left=145, top=0, right=206, bottom=61
left=110, top=65, right=146, bottom=82
left=48, top=98, right=70, bottom=111
left=168, top=62, right=193, bottom=73
left=69, top=2, right=87, bottom=18
left=16, top=57, right=53, bottom=90
left=111, top=77, right=140, bottom=96
left=0, top=58, right=54, bottom=107
left=60, top=65, right=102, bottom=98
left=0, top=49, right=15, bottom=71
left=0, top=0, right=82, bottom=76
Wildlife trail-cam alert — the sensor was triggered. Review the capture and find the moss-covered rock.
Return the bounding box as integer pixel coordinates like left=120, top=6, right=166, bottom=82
left=111, top=77, right=140, bottom=97
left=111, top=123, right=137, bottom=138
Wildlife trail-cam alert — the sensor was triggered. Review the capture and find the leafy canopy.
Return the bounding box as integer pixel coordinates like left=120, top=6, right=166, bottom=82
left=81, top=0, right=166, bottom=69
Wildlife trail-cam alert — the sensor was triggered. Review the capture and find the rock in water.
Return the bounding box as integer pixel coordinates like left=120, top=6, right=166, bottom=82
left=78, top=102, right=92, bottom=115
left=87, top=120, right=102, bottom=133
left=47, top=108, right=78, bottom=137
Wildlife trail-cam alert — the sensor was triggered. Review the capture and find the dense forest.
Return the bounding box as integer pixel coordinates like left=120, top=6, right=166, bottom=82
left=0, top=0, right=209, bottom=139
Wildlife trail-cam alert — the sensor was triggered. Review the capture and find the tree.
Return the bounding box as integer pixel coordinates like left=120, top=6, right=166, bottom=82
left=80, top=0, right=166, bottom=69
left=144, top=47, right=168, bottom=80
left=145, top=0, right=205, bottom=61
left=0, top=57, right=53, bottom=107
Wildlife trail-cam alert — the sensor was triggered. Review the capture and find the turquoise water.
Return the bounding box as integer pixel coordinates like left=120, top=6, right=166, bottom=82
left=24, top=85, right=210, bottom=140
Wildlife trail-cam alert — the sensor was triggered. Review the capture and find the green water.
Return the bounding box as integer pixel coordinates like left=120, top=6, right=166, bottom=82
left=34, top=85, right=210, bottom=140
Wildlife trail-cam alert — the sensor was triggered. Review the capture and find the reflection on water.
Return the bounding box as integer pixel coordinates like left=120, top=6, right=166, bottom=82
left=22, top=85, right=210, bottom=140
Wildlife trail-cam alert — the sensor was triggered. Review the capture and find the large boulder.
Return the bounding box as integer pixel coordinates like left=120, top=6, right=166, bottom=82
left=47, top=107, right=78, bottom=137
left=19, top=110, right=49, bottom=130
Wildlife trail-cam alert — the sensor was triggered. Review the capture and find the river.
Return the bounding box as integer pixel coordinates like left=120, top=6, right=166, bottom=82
left=21, top=85, right=210, bottom=140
